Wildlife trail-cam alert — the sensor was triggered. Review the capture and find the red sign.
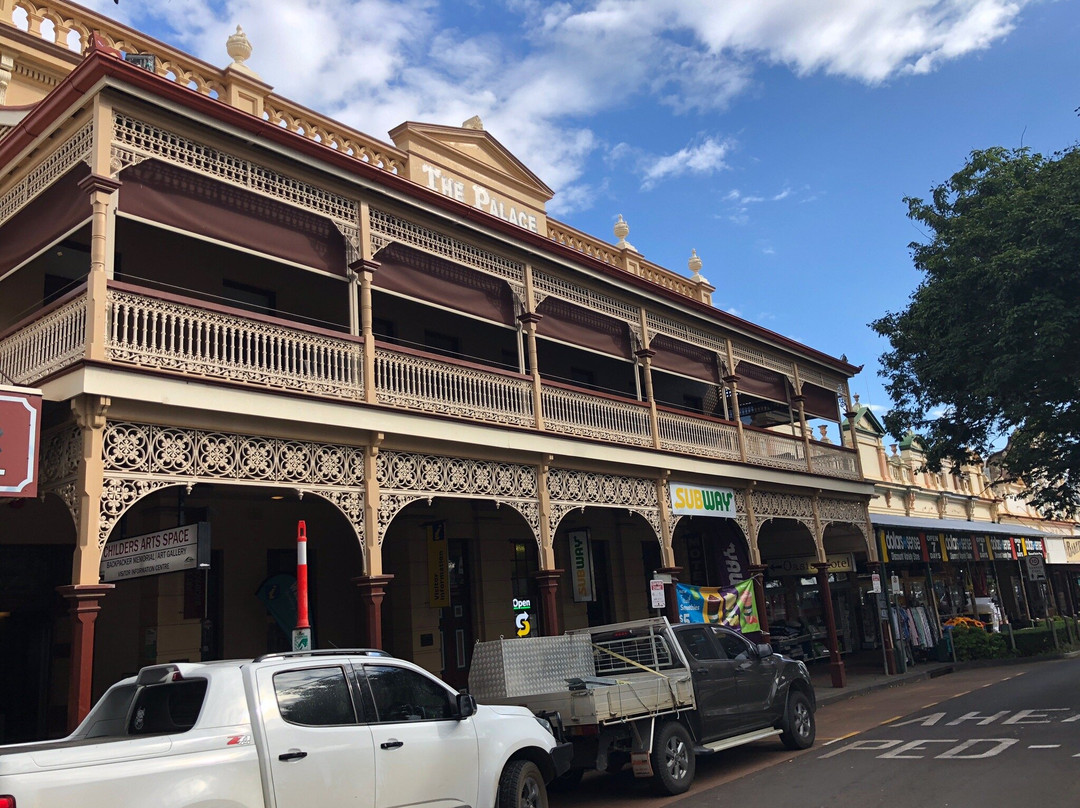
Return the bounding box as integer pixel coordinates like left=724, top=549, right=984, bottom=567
left=0, top=387, right=43, bottom=498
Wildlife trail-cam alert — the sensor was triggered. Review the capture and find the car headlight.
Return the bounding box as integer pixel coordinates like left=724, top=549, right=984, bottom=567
left=534, top=715, right=553, bottom=735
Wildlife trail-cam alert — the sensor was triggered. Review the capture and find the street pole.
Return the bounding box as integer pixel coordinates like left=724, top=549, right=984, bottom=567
left=293, top=521, right=312, bottom=651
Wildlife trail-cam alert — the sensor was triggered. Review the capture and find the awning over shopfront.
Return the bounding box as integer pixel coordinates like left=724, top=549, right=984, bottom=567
left=870, top=513, right=1060, bottom=540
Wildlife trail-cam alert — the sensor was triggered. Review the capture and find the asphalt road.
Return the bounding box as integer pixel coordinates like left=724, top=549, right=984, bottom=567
left=551, top=658, right=1080, bottom=808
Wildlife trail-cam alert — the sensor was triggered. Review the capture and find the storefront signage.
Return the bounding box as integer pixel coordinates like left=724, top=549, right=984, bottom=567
left=421, top=163, right=540, bottom=232
left=669, top=482, right=736, bottom=518
left=880, top=529, right=923, bottom=564
left=1065, top=538, right=1080, bottom=565
left=766, top=553, right=854, bottom=577
left=0, top=387, right=42, bottom=498
left=925, top=535, right=944, bottom=563
left=1023, top=538, right=1044, bottom=555
left=568, top=529, right=595, bottom=602
left=427, top=522, right=450, bottom=608
left=988, top=536, right=1017, bottom=560
left=942, top=533, right=977, bottom=562
left=513, top=598, right=532, bottom=637
left=100, top=522, right=210, bottom=582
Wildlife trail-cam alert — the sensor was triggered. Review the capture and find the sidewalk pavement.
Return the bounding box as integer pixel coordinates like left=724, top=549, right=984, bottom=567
left=810, top=658, right=956, bottom=708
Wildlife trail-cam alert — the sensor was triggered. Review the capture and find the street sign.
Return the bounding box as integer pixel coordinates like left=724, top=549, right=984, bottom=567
left=1025, top=553, right=1046, bottom=582
left=650, top=579, right=666, bottom=609
left=871, top=573, right=882, bottom=594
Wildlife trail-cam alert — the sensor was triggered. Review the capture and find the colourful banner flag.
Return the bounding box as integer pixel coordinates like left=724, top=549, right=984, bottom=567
left=676, top=579, right=760, bottom=634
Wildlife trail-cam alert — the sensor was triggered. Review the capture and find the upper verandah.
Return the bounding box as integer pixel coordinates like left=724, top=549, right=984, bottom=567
left=0, top=0, right=859, bottom=385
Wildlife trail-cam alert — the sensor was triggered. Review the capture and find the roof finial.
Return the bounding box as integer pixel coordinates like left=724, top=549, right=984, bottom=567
left=462, top=115, right=484, bottom=130
left=614, top=214, right=635, bottom=250
left=688, top=249, right=707, bottom=283
left=226, top=26, right=261, bottom=78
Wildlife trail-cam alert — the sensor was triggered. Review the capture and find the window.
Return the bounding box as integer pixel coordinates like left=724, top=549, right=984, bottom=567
left=223, top=279, right=276, bottom=315
left=712, top=628, right=752, bottom=661
left=423, top=330, right=460, bottom=357
left=362, top=664, right=455, bottom=723
left=273, top=666, right=356, bottom=726
left=678, top=627, right=719, bottom=661
left=127, top=679, right=208, bottom=734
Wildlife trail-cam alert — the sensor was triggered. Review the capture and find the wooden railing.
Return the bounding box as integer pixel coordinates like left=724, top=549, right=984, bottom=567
left=0, top=287, right=86, bottom=385
left=375, top=345, right=534, bottom=428
left=541, top=382, right=652, bottom=446
left=106, top=283, right=363, bottom=398
left=657, top=408, right=741, bottom=461
left=1, top=283, right=862, bottom=481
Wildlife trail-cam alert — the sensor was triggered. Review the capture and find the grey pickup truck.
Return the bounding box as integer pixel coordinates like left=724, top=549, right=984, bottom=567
left=469, top=617, right=816, bottom=795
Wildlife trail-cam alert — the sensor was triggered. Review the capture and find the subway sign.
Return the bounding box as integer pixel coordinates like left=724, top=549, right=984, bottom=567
left=669, top=483, right=737, bottom=518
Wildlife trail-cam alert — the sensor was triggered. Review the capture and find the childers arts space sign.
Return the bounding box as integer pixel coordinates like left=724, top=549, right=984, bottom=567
left=100, top=523, right=211, bottom=582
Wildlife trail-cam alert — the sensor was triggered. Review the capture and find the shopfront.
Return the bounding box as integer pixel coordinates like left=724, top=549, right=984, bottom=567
left=763, top=553, right=860, bottom=661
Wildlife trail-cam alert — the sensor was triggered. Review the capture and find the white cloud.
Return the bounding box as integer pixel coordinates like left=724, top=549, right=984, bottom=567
left=74, top=0, right=1029, bottom=214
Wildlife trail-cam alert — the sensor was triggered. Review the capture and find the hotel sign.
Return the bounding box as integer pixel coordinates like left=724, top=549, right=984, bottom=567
left=100, top=523, right=210, bottom=582
left=421, top=163, right=540, bottom=232
left=0, top=387, right=42, bottom=498
left=767, top=553, right=855, bottom=577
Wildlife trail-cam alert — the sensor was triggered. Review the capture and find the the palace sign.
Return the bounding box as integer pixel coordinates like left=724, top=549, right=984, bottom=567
left=0, top=386, right=42, bottom=498
left=421, top=163, right=540, bottom=232
left=100, top=523, right=211, bottom=582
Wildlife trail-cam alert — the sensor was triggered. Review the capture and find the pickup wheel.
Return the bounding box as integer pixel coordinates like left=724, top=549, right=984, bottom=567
left=780, top=690, right=816, bottom=750
left=498, top=760, right=548, bottom=808
left=650, top=721, right=695, bottom=796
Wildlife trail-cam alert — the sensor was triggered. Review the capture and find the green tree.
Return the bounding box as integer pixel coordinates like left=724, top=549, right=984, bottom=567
left=872, top=145, right=1080, bottom=516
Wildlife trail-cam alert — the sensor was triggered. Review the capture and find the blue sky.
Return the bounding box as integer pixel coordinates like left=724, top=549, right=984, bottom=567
left=78, top=0, right=1080, bottom=424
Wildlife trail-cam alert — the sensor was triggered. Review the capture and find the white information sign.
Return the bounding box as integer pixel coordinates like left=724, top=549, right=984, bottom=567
left=650, top=579, right=666, bottom=610
left=100, top=523, right=210, bottom=583
left=871, top=572, right=882, bottom=594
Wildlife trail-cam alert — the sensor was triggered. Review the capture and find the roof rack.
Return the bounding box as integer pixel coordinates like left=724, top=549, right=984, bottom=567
left=253, top=648, right=393, bottom=663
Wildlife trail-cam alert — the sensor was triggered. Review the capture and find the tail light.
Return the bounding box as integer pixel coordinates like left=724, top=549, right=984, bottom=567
left=0, top=795, right=16, bottom=808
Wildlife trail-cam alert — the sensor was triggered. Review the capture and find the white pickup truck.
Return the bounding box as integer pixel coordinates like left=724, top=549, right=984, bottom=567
left=0, top=649, right=572, bottom=808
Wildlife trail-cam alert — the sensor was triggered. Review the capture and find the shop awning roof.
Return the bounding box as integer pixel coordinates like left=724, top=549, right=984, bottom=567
left=870, top=513, right=1060, bottom=539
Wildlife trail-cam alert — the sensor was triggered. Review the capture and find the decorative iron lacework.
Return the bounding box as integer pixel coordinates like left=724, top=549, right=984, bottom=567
left=547, top=468, right=661, bottom=540
left=369, top=208, right=525, bottom=287
left=39, top=424, right=81, bottom=528
left=111, top=114, right=358, bottom=228
left=375, top=450, right=540, bottom=547
left=533, top=268, right=640, bottom=329
left=750, top=489, right=816, bottom=536
left=646, top=311, right=725, bottom=357
left=97, top=421, right=365, bottom=548
left=818, top=496, right=871, bottom=545
left=0, top=121, right=92, bottom=228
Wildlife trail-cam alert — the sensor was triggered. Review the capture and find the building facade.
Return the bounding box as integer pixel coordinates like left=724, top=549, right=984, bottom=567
left=0, top=0, right=876, bottom=741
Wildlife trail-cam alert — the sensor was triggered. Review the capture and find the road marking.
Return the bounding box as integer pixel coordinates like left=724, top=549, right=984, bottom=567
left=881, top=716, right=904, bottom=724
left=824, top=732, right=859, bottom=746
left=1029, top=745, right=1060, bottom=749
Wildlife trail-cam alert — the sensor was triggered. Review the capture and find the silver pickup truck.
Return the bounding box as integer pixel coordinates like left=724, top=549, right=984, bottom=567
left=469, top=617, right=816, bottom=795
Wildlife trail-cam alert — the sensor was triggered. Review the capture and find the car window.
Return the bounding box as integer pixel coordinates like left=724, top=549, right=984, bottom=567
left=712, top=629, right=752, bottom=661
left=362, top=664, right=455, bottom=723
left=677, top=627, right=719, bottom=661
left=273, top=666, right=357, bottom=726
left=127, top=679, right=208, bottom=735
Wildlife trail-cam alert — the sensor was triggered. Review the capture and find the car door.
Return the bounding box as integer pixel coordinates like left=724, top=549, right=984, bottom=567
left=673, top=625, right=740, bottom=740
left=256, top=663, right=376, bottom=808
left=359, top=662, right=479, bottom=808
left=711, top=628, right=779, bottom=727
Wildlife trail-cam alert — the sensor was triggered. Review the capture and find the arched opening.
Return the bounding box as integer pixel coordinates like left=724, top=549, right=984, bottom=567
left=757, top=519, right=824, bottom=661
left=380, top=497, right=537, bottom=688
left=672, top=515, right=751, bottom=589
left=553, top=507, right=658, bottom=630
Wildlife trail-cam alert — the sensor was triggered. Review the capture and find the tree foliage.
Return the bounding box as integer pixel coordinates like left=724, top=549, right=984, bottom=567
left=872, top=146, right=1080, bottom=516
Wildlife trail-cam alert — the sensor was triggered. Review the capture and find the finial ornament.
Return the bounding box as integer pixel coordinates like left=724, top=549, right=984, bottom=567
left=688, top=249, right=704, bottom=281
left=462, top=115, right=484, bottom=130
left=226, top=25, right=252, bottom=65
left=614, top=214, right=635, bottom=250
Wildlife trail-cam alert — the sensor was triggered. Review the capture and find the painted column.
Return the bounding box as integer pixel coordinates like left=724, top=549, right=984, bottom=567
left=792, top=395, right=813, bottom=473
left=56, top=584, right=114, bottom=731
left=352, top=259, right=380, bottom=404
left=658, top=565, right=683, bottom=625
left=637, top=348, right=661, bottom=449
left=724, top=339, right=747, bottom=462
left=78, top=173, right=121, bottom=363
left=813, top=562, right=847, bottom=688
left=352, top=575, right=394, bottom=649
left=519, top=313, right=544, bottom=430
left=532, top=570, right=563, bottom=636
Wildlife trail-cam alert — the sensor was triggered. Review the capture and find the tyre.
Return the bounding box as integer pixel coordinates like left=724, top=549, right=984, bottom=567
left=779, top=690, right=816, bottom=750
left=650, top=721, right=695, bottom=796
left=497, top=760, right=548, bottom=808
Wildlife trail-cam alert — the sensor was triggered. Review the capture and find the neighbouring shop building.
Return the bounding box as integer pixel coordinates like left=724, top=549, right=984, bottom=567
left=0, top=1, right=877, bottom=741
left=847, top=403, right=1078, bottom=666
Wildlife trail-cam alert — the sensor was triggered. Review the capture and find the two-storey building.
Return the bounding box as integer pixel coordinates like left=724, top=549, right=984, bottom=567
left=0, top=0, right=876, bottom=740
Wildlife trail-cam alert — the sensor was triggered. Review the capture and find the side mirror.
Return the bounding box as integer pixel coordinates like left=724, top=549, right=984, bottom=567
left=755, top=643, right=774, bottom=657
left=456, top=692, right=477, bottom=720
